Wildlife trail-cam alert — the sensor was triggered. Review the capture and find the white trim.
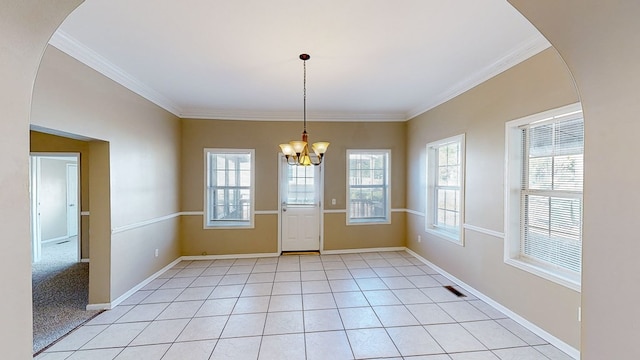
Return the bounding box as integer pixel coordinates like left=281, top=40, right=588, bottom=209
left=505, top=258, right=581, bottom=292
left=49, top=30, right=549, bottom=123
left=86, top=303, right=111, bottom=311
left=405, top=248, right=579, bottom=360
left=109, top=209, right=412, bottom=235
left=323, top=209, right=347, bottom=214
left=176, top=210, right=279, bottom=216
left=321, top=247, right=406, bottom=255
left=49, top=30, right=181, bottom=116
left=406, top=35, right=551, bottom=119
left=504, top=102, right=583, bottom=129
left=182, top=252, right=280, bottom=261
left=86, top=257, right=184, bottom=310
left=41, top=235, right=71, bottom=244
left=111, top=212, right=182, bottom=234
left=80, top=211, right=90, bottom=216
left=324, top=208, right=411, bottom=215
left=182, top=110, right=406, bottom=122
left=463, top=223, right=505, bottom=238
left=405, top=209, right=425, bottom=217
left=80, top=258, right=90, bottom=263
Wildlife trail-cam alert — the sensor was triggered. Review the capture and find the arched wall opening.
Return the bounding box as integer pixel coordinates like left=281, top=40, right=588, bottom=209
left=3, top=1, right=638, bottom=359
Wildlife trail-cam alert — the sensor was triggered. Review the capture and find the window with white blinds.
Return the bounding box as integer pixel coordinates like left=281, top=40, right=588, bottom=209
left=521, top=117, right=583, bottom=273
left=505, top=103, right=583, bottom=290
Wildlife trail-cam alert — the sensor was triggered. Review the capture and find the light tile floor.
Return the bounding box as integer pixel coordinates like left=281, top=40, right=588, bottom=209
left=36, top=251, right=575, bottom=360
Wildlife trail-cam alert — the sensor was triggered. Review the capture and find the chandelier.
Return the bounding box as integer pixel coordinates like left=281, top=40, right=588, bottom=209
left=279, top=54, right=330, bottom=166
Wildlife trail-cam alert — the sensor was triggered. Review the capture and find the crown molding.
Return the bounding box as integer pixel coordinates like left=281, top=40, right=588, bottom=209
left=49, top=30, right=550, bottom=123
left=48, top=30, right=182, bottom=116
left=180, top=109, right=407, bottom=122
left=405, top=34, right=551, bottom=120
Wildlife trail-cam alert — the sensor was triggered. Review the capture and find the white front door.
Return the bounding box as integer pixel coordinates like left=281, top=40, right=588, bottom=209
left=280, top=156, right=322, bottom=252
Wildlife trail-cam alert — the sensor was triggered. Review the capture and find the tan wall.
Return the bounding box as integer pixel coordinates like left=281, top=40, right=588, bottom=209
left=180, top=119, right=406, bottom=255
left=31, top=46, right=182, bottom=302
left=31, top=131, right=91, bottom=258
left=406, top=48, right=581, bottom=348
left=510, top=2, right=640, bottom=358
left=0, top=1, right=84, bottom=357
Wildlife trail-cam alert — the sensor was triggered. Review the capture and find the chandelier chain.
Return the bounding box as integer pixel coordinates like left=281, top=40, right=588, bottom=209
left=303, top=58, right=307, bottom=132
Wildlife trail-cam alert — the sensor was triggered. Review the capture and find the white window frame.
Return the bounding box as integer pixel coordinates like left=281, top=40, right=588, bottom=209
left=425, top=134, right=466, bottom=245
left=346, top=149, right=391, bottom=225
left=204, top=148, right=255, bottom=229
left=504, top=103, right=583, bottom=291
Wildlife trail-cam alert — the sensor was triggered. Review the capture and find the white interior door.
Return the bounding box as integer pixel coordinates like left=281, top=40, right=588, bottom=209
left=66, top=163, right=79, bottom=237
left=30, top=156, right=42, bottom=263
left=280, top=156, right=322, bottom=252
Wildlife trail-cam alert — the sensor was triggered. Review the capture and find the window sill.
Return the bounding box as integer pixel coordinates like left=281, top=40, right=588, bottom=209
left=205, top=222, right=253, bottom=230
left=505, top=257, right=581, bottom=292
left=425, top=227, right=463, bottom=246
left=347, top=218, right=391, bottom=226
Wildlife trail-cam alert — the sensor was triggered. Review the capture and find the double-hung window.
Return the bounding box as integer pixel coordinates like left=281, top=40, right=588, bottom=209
left=347, top=150, right=390, bottom=224
left=505, top=103, right=583, bottom=290
left=204, top=149, right=254, bottom=228
left=426, top=134, right=465, bottom=244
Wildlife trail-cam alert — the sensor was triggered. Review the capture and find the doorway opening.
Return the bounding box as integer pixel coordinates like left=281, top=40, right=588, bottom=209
left=30, top=153, right=80, bottom=264
left=279, top=154, right=324, bottom=253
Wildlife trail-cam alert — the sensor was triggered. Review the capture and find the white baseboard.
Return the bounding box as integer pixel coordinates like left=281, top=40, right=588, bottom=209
left=80, top=258, right=90, bottom=263
left=405, top=248, right=579, bottom=360
left=321, top=246, right=406, bottom=255
left=85, top=257, right=183, bottom=311
left=182, top=252, right=280, bottom=261
left=86, top=303, right=111, bottom=311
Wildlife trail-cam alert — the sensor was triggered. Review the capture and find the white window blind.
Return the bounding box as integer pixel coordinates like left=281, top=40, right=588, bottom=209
left=521, top=116, right=583, bottom=273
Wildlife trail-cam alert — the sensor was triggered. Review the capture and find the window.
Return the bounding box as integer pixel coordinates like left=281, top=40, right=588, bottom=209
left=204, top=149, right=254, bottom=228
left=505, top=103, right=583, bottom=290
left=284, top=164, right=318, bottom=205
left=426, top=134, right=465, bottom=244
left=347, top=150, right=390, bottom=224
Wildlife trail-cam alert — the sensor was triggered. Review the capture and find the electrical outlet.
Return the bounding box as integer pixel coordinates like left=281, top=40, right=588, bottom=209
left=578, top=306, right=582, bottom=322
left=331, top=198, right=336, bottom=205
left=155, top=249, right=159, bottom=257
left=418, top=235, right=421, bottom=243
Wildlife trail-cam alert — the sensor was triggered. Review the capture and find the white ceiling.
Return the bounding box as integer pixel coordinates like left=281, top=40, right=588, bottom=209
left=50, top=0, right=549, bottom=121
